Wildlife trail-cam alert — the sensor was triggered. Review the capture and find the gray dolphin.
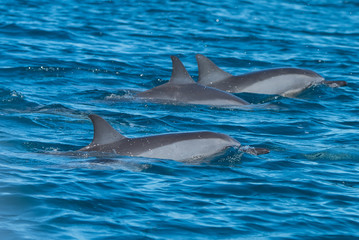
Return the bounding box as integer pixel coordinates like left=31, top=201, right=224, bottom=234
left=78, top=114, right=269, bottom=161
left=196, top=54, right=347, bottom=96
left=137, top=56, right=249, bottom=106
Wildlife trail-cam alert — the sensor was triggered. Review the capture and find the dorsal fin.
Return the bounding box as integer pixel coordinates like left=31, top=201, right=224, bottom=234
left=169, top=56, right=195, bottom=84
left=196, top=54, right=232, bottom=84
left=88, top=114, right=126, bottom=146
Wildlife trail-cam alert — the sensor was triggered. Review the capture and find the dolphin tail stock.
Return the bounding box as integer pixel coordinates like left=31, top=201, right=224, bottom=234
left=239, top=145, right=270, bottom=155
left=195, top=54, right=232, bottom=85
left=79, top=114, right=126, bottom=151
left=322, top=80, right=347, bottom=87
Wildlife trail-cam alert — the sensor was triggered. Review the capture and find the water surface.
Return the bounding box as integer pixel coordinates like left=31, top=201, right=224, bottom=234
left=1, top=0, right=359, bottom=239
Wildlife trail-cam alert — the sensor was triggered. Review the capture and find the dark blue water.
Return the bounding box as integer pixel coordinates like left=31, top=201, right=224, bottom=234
left=1, top=0, right=359, bottom=239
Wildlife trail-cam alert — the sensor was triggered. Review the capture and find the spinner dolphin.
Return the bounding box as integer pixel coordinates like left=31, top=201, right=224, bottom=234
left=78, top=114, right=269, bottom=161
left=196, top=54, right=347, bottom=96
left=137, top=56, right=249, bottom=106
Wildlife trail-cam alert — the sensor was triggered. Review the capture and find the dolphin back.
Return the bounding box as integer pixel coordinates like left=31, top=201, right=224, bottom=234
left=169, top=56, right=196, bottom=85
left=79, top=114, right=126, bottom=151
left=196, top=54, right=232, bottom=85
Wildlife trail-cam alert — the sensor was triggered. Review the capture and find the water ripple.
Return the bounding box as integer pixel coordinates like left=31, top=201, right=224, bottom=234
left=1, top=0, right=359, bottom=239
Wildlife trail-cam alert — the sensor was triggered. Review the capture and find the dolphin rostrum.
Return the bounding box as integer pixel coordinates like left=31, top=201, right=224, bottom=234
left=78, top=114, right=269, bottom=161
left=196, top=54, right=347, bottom=96
left=137, top=56, right=249, bottom=106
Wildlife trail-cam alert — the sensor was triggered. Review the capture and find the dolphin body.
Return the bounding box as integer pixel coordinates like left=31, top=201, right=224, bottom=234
left=78, top=114, right=269, bottom=161
left=137, top=56, right=249, bottom=106
left=196, top=54, right=347, bottom=96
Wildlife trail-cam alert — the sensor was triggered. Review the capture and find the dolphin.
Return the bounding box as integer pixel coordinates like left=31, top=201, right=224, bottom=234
left=196, top=54, right=347, bottom=96
left=78, top=114, right=269, bottom=161
left=137, top=56, right=249, bottom=106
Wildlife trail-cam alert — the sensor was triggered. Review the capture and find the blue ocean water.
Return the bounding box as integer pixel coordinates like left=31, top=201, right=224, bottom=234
left=1, top=0, right=359, bottom=239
